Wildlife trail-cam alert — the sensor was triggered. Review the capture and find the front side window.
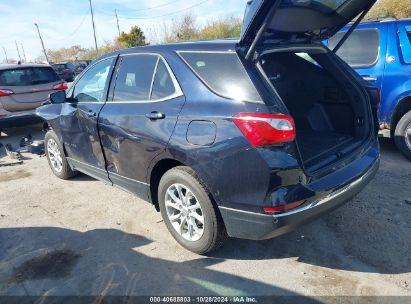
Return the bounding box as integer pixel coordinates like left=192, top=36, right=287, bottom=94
left=0, top=67, right=60, bottom=86
left=113, top=55, right=158, bottom=102
left=329, top=29, right=380, bottom=67
left=179, top=52, right=262, bottom=102
left=73, top=58, right=113, bottom=102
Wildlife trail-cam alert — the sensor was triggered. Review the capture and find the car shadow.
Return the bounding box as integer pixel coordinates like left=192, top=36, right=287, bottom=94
left=0, top=227, right=316, bottom=300
left=209, top=138, right=411, bottom=275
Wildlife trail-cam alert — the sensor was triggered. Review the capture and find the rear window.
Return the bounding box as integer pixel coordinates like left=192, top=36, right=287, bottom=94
left=179, top=52, right=262, bottom=102
left=0, top=67, right=60, bottom=86
left=328, top=29, right=380, bottom=67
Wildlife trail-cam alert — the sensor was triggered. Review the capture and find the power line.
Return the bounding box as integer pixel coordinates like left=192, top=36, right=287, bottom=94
left=123, top=0, right=211, bottom=20
left=89, top=0, right=99, bottom=52
left=95, top=0, right=183, bottom=16
left=124, top=0, right=182, bottom=13
left=47, top=10, right=89, bottom=41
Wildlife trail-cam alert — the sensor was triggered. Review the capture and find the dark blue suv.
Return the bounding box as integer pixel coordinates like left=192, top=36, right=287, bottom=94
left=37, top=0, right=380, bottom=253
left=329, top=18, right=411, bottom=160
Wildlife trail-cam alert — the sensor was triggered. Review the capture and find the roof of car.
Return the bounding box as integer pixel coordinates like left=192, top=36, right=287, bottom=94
left=355, top=18, right=411, bottom=26
left=100, top=39, right=240, bottom=60
left=0, top=63, right=52, bottom=70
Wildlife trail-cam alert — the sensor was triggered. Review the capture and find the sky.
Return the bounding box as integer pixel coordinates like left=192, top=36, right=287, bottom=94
left=0, top=0, right=247, bottom=62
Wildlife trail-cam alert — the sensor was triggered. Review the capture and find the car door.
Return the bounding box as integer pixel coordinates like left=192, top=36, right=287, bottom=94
left=59, top=57, right=116, bottom=181
left=98, top=53, right=185, bottom=197
left=328, top=24, right=387, bottom=92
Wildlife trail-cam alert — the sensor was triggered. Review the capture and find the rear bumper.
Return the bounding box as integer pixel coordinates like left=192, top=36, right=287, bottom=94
left=219, top=157, right=379, bottom=240
left=0, top=111, right=42, bottom=128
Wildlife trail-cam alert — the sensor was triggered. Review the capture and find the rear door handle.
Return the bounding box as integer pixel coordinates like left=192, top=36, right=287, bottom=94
left=145, top=111, right=165, bottom=120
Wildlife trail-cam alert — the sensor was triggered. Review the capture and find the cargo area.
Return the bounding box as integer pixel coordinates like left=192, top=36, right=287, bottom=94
left=260, top=49, right=369, bottom=172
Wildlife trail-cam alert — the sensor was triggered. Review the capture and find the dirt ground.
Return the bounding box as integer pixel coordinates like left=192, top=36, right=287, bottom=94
left=0, top=125, right=410, bottom=298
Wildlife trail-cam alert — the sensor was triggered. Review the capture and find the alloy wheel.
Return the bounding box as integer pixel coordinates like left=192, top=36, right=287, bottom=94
left=405, top=123, right=411, bottom=151
left=47, top=138, right=63, bottom=173
left=165, top=183, right=205, bottom=242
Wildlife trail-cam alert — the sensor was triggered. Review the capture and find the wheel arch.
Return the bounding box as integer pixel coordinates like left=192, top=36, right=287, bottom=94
left=391, top=95, right=411, bottom=134
left=148, top=158, right=185, bottom=211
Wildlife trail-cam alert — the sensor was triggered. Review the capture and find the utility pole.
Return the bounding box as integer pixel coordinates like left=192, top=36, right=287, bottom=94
left=21, top=43, right=27, bottom=63
left=2, top=47, right=8, bottom=63
left=89, top=0, right=99, bottom=52
left=115, top=9, right=121, bottom=36
left=34, top=23, right=49, bottom=63
left=15, top=40, right=22, bottom=62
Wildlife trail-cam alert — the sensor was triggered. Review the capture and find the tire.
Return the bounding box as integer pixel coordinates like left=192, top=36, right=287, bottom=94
left=158, top=166, right=227, bottom=254
left=44, top=130, right=77, bottom=179
left=394, top=110, right=411, bottom=161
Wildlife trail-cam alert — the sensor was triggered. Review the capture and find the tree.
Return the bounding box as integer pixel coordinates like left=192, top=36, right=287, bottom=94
left=47, top=45, right=87, bottom=63
left=162, top=14, right=242, bottom=43
left=366, top=0, right=411, bottom=20
left=117, top=26, right=147, bottom=48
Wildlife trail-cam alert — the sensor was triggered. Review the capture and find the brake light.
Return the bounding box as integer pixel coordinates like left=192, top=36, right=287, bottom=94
left=52, top=83, right=68, bottom=90
left=63, top=68, right=70, bottom=73
left=0, top=89, right=14, bottom=97
left=263, top=200, right=305, bottom=214
left=233, top=113, right=296, bottom=147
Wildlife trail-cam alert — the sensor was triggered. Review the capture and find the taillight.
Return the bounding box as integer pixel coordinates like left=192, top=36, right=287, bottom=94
left=63, top=68, right=70, bottom=73
left=0, top=89, right=14, bottom=97
left=52, top=83, right=68, bottom=90
left=233, top=113, right=296, bottom=147
left=263, top=200, right=305, bottom=214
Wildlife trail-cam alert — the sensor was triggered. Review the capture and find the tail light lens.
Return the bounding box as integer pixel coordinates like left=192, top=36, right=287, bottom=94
left=52, top=83, right=68, bottom=90
left=263, top=200, right=305, bottom=214
left=233, top=113, right=296, bottom=147
left=0, top=89, right=14, bottom=97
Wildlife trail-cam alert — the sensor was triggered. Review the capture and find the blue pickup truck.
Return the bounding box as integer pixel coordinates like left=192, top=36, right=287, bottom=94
left=328, top=18, right=411, bottom=160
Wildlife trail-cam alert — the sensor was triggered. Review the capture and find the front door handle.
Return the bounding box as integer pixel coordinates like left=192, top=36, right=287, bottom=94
left=145, top=111, right=165, bottom=120
left=362, top=75, right=377, bottom=82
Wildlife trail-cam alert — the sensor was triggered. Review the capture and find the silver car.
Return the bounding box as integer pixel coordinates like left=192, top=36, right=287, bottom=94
left=0, top=63, right=66, bottom=131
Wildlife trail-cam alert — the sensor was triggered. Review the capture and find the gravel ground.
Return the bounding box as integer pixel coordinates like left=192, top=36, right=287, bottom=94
left=0, top=125, right=410, bottom=298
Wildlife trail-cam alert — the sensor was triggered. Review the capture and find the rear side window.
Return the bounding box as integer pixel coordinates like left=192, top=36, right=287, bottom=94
left=151, top=59, right=177, bottom=100
left=328, top=29, right=380, bottom=67
left=0, top=67, right=60, bottom=86
left=113, top=55, right=158, bottom=102
left=179, top=52, right=262, bottom=102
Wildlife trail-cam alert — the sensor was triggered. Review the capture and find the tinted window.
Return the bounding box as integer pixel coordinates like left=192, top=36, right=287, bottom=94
left=180, top=52, right=262, bottom=102
left=151, top=59, right=177, bottom=100
left=329, top=29, right=380, bottom=67
left=0, top=67, right=60, bottom=86
left=113, top=55, right=158, bottom=102
left=73, top=58, right=113, bottom=102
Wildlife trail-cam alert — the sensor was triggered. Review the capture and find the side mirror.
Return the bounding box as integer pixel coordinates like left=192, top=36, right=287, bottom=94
left=49, top=90, right=67, bottom=104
